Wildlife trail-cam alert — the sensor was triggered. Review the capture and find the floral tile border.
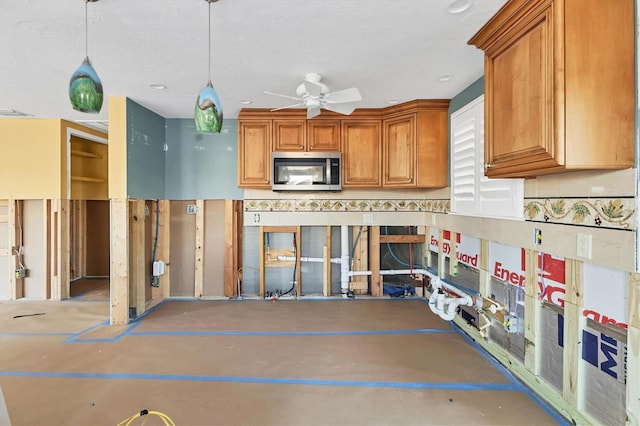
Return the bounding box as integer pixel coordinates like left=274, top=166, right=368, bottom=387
left=244, top=199, right=450, bottom=213
left=524, top=197, right=636, bottom=230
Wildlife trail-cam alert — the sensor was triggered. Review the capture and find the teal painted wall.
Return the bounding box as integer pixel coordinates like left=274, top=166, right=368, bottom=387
left=165, top=119, right=243, bottom=200
left=126, top=99, right=166, bottom=199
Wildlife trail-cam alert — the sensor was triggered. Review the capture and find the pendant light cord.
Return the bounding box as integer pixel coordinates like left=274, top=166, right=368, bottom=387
left=208, top=0, right=212, bottom=81
left=85, top=0, right=89, bottom=58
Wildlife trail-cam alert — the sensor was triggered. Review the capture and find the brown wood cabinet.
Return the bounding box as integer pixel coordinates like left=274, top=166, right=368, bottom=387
left=273, top=120, right=306, bottom=151
left=237, top=120, right=271, bottom=188
left=342, top=119, right=382, bottom=187
left=307, top=120, right=341, bottom=151
left=469, top=0, right=634, bottom=178
left=383, top=101, right=449, bottom=188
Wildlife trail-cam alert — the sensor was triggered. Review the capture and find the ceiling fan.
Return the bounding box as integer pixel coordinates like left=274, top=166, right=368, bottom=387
left=264, top=73, right=362, bottom=119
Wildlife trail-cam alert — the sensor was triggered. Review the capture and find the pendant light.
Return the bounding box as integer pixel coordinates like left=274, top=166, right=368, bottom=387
left=69, top=0, right=103, bottom=113
left=195, top=0, right=223, bottom=133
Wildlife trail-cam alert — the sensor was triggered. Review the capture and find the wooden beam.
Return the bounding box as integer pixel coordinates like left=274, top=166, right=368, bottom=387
left=351, top=226, right=368, bottom=294
left=379, top=234, right=425, bottom=244
left=8, top=199, right=19, bottom=300
left=369, top=226, right=381, bottom=296
left=78, top=200, right=87, bottom=277
left=449, top=232, right=458, bottom=276
left=627, top=272, right=640, bottom=424
left=437, top=229, right=446, bottom=279
left=128, top=199, right=145, bottom=318
left=43, top=200, right=51, bottom=299
left=523, top=249, right=541, bottom=374
left=224, top=200, right=236, bottom=297
left=562, top=258, right=584, bottom=408
left=194, top=199, right=205, bottom=298
left=159, top=200, right=171, bottom=299
left=59, top=199, right=70, bottom=300
left=110, top=198, right=129, bottom=325
left=49, top=200, right=59, bottom=300
left=262, top=226, right=298, bottom=233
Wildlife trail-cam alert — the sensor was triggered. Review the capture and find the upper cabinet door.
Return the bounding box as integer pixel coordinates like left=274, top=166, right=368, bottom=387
left=484, top=6, right=556, bottom=175
left=383, top=115, right=416, bottom=187
left=238, top=120, right=272, bottom=188
left=341, top=120, right=381, bottom=187
left=307, top=120, right=341, bottom=151
left=273, top=120, right=306, bottom=151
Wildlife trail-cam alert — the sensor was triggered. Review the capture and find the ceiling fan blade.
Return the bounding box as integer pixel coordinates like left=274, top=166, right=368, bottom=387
left=271, top=103, right=305, bottom=112
left=264, top=91, right=302, bottom=101
left=307, top=107, right=321, bottom=119
left=322, top=101, right=358, bottom=116
left=323, top=87, right=362, bottom=104
left=302, top=80, right=323, bottom=98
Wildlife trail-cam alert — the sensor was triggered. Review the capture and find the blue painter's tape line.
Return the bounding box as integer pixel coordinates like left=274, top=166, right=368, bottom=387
left=129, top=328, right=456, bottom=337
left=0, top=333, right=73, bottom=337
left=63, top=320, right=110, bottom=343
left=0, top=370, right=519, bottom=391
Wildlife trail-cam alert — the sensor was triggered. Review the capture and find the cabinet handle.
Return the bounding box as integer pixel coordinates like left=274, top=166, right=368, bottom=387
left=484, top=163, right=492, bottom=169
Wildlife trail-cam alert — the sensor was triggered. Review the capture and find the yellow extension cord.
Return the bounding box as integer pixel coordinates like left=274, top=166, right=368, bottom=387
left=116, top=409, right=176, bottom=426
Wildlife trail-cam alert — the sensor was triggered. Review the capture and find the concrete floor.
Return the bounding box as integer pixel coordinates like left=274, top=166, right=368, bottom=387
left=0, top=281, right=566, bottom=425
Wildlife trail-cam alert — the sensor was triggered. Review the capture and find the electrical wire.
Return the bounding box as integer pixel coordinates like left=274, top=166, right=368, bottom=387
left=116, top=409, right=175, bottom=426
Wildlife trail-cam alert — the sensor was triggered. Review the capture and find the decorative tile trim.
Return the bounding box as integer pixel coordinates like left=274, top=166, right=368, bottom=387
left=524, top=197, right=635, bottom=230
left=244, top=199, right=450, bottom=213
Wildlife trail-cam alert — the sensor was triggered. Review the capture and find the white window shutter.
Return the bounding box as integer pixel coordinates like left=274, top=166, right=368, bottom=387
left=450, top=95, right=524, bottom=220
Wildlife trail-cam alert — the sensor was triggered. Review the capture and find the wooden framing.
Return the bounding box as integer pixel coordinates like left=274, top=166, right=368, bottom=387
left=157, top=200, right=171, bottom=300
left=128, top=199, right=145, bottom=318
left=110, top=199, right=129, bottom=325
left=259, top=226, right=301, bottom=297
left=194, top=200, right=205, bottom=298
left=523, top=249, right=540, bottom=373
left=627, top=272, right=640, bottom=424
left=224, top=200, right=243, bottom=297
left=69, top=200, right=87, bottom=280
left=562, top=258, right=584, bottom=408
left=369, top=226, right=381, bottom=296
left=49, top=199, right=70, bottom=301
left=379, top=234, right=425, bottom=244
left=42, top=200, right=51, bottom=299
left=350, top=226, right=368, bottom=294
left=8, top=199, right=20, bottom=299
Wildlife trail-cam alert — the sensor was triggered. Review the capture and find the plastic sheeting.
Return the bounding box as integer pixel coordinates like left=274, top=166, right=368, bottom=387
left=539, top=303, right=564, bottom=392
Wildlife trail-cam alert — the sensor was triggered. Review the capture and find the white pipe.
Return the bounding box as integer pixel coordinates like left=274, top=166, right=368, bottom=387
left=340, top=225, right=350, bottom=296
left=427, top=276, right=474, bottom=321
left=349, top=271, right=372, bottom=276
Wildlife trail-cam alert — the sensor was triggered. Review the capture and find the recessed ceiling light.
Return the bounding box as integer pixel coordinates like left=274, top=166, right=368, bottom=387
left=387, top=99, right=399, bottom=104
left=437, top=75, right=453, bottom=82
left=148, top=83, right=167, bottom=90
left=447, top=0, right=472, bottom=14
left=239, top=99, right=252, bottom=105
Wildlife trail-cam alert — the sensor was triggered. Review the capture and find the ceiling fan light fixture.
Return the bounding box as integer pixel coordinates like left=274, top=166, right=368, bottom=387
left=195, top=0, right=223, bottom=133
left=69, top=0, right=103, bottom=114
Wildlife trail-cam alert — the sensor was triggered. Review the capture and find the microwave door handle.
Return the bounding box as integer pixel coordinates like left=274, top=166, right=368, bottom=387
left=326, top=158, right=331, bottom=185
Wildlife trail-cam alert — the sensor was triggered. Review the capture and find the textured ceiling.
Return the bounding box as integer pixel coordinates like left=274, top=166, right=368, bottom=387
left=0, top=0, right=507, bottom=127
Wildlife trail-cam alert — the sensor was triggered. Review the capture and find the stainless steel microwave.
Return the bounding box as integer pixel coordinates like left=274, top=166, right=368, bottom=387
left=272, top=151, right=341, bottom=191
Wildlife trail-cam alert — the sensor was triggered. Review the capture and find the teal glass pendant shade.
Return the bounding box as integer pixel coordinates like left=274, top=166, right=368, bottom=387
left=195, top=80, right=223, bottom=133
left=69, top=56, right=103, bottom=113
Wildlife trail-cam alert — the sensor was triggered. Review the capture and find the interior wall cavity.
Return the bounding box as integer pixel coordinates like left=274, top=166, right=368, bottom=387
left=169, top=200, right=196, bottom=297
left=539, top=303, right=564, bottom=392
left=0, top=203, right=9, bottom=300
left=581, top=322, right=627, bottom=425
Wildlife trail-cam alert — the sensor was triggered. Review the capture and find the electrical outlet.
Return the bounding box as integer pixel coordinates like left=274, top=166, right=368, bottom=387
left=576, top=233, right=592, bottom=259
left=186, top=204, right=198, bottom=215
left=15, top=268, right=26, bottom=279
